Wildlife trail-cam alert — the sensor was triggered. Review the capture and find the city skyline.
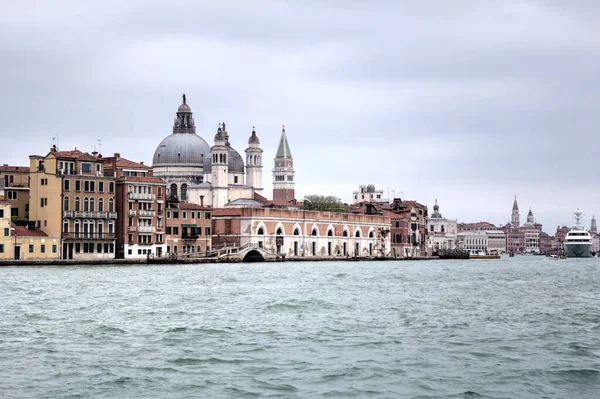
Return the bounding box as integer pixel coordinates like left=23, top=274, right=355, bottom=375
left=1, top=1, right=599, bottom=231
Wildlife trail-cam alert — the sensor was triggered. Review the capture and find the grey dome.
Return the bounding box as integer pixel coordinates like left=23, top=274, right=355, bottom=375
left=203, top=146, right=245, bottom=174
left=248, top=128, right=260, bottom=144
left=366, top=184, right=376, bottom=193
left=153, top=133, right=210, bottom=166
left=178, top=103, right=192, bottom=113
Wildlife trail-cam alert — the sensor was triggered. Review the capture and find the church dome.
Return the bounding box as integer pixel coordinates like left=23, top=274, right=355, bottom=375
left=366, top=184, right=376, bottom=193
left=152, top=94, right=210, bottom=167
left=248, top=127, right=260, bottom=145
left=153, top=133, right=210, bottom=166
left=204, top=146, right=245, bottom=174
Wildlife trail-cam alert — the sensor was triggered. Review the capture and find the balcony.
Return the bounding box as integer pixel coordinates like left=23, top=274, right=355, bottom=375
left=139, top=226, right=156, bottom=233
left=128, top=192, right=156, bottom=201
left=108, top=212, right=117, bottom=219
left=64, top=211, right=74, bottom=218
left=182, top=234, right=200, bottom=240
left=129, top=210, right=136, bottom=217
left=138, top=210, right=155, bottom=218
left=62, top=232, right=115, bottom=240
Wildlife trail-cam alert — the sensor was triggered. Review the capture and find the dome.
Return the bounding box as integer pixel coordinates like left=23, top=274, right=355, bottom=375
left=204, top=146, right=245, bottom=174
left=366, top=184, right=376, bottom=193
left=153, top=133, right=210, bottom=166
left=248, top=127, right=260, bottom=144
left=177, top=103, right=192, bottom=113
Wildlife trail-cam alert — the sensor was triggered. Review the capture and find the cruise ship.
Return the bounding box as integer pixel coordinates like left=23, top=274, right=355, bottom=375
left=564, top=209, right=593, bottom=258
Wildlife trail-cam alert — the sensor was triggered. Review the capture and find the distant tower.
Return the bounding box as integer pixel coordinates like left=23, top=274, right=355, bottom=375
left=511, top=195, right=520, bottom=227
left=211, top=125, right=229, bottom=208
left=591, top=215, right=597, bottom=234
left=526, top=207, right=535, bottom=224
left=245, top=126, right=263, bottom=193
left=272, top=125, right=295, bottom=202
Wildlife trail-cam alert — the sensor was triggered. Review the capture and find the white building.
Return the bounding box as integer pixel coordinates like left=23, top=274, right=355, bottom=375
left=352, top=184, right=388, bottom=205
left=457, top=231, right=488, bottom=254
left=426, top=199, right=457, bottom=252
left=485, top=230, right=507, bottom=254
left=152, top=94, right=265, bottom=208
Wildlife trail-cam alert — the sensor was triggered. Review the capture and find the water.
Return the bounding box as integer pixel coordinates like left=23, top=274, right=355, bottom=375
left=1, top=257, right=599, bottom=398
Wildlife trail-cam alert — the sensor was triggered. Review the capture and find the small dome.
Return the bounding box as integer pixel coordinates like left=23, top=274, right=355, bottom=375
left=248, top=127, right=260, bottom=144
left=433, top=203, right=439, bottom=211
left=153, top=133, right=210, bottom=166
left=366, top=184, right=376, bottom=193
left=214, top=127, right=225, bottom=142
left=177, top=103, right=192, bottom=113
left=204, top=146, right=245, bottom=175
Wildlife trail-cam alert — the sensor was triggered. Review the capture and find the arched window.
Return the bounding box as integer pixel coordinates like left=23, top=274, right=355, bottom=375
left=63, top=196, right=69, bottom=211
left=98, top=198, right=104, bottom=212
left=181, top=184, right=188, bottom=201
left=108, top=220, right=114, bottom=234
left=276, top=227, right=283, bottom=235
left=355, top=230, right=361, bottom=237
left=62, top=219, right=69, bottom=234
left=89, top=197, right=95, bottom=212
left=223, top=154, right=227, bottom=163
left=395, top=233, right=400, bottom=243
left=369, top=231, right=374, bottom=238
left=83, top=197, right=89, bottom=212
left=327, top=229, right=333, bottom=237
left=257, top=227, right=264, bottom=235
left=311, top=228, right=318, bottom=236
left=343, top=230, right=348, bottom=237
left=108, top=198, right=114, bottom=213
left=75, top=197, right=80, bottom=212
left=293, top=228, right=300, bottom=236
left=170, top=183, right=178, bottom=200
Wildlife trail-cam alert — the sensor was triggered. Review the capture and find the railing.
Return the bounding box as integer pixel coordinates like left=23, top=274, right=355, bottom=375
left=182, top=234, right=200, bottom=240
left=62, top=232, right=115, bottom=240
left=72, top=211, right=109, bottom=218
left=129, top=210, right=136, bottom=217
left=128, top=192, right=156, bottom=201
left=138, top=226, right=156, bottom=233
left=64, top=211, right=74, bottom=217
left=108, top=212, right=117, bottom=219
left=127, top=226, right=137, bottom=232
left=138, top=210, right=155, bottom=218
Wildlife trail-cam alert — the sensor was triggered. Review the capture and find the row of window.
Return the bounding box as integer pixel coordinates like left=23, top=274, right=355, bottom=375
left=63, top=220, right=114, bottom=234
left=2, top=244, right=58, bottom=254
left=258, top=227, right=375, bottom=238
left=166, top=210, right=211, bottom=220
left=64, top=197, right=115, bottom=212
left=5, top=190, right=18, bottom=200
left=165, top=226, right=211, bottom=236
left=64, top=179, right=115, bottom=193
left=73, top=243, right=114, bottom=254
left=274, top=175, right=294, bottom=182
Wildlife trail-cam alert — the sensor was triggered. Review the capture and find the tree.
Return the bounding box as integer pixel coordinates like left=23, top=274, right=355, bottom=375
left=302, top=195, right=346, bottom=212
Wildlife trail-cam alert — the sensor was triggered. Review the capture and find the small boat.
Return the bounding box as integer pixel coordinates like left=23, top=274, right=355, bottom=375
left=469, top=250, right=500, bottom=259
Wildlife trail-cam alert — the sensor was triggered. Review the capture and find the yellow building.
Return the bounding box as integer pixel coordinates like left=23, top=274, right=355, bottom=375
left=0, top=165, right=30, bottom=220
left=0, top=202, right=60, bottom=261
left=29, top=146, right=117, bottom=260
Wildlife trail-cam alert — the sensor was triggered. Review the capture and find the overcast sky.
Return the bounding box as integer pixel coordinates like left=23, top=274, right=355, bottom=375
left=1, top=1, right=599, bottom=232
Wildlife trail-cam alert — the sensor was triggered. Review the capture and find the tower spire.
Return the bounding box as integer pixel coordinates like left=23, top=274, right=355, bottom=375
left=273, top=125, right=295, bottom=202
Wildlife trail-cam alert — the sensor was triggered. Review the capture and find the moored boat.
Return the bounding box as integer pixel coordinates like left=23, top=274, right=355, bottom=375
left=564, top=209, right=593, bottom=258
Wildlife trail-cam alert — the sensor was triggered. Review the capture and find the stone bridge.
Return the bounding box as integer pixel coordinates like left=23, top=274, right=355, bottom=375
left=206, top=243, right=277, bottom=262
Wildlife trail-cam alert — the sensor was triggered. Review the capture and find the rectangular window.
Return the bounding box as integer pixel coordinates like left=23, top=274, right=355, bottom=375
left=97, top=243, right=102, bottom=253
left=166, top=226, right=172, bottom=235
left=182, top=211, right=187, bottom=219
left=205, top=212, right=211, bottom=220
left=75, top=180, right=81, bottom=191
left=90, top=181, right=95, bottom=192
left=173, top=211, right=179, bottom=219
left=11, top=208, right=18, bottom=217
left=75, top=243, right=81, bottom=253
left=205, top=227, right=211, bottom=236
left=109, top=182, right=115, bottom=193
left=0, top=209, right=3, bottom=218
left=167, top=211, right=171, bottom=219
left=98, top=181, right=104, bottom=192
left=191, top=211, right=195, bottom=219
left=41, top=244, right=46, bottom=253
left=7, top=191, right=17, bottom=200
left=29, top=244, right=34, bottom=253
left=52, top=245, right=57, bottom=253
left=64, top=179, right=70, bottom=191
left=173, top=226, right=179, bottom=235
left=0, top=244, right=3, bottom=253
left=3, top=228, right=7, bottom=237
left=84, top=181, right=90, bottom=192
left=81, top=163, right=92, bottom=174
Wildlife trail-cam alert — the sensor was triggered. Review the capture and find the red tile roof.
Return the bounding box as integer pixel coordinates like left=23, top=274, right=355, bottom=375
left=253, top=192, right=270, bottom=204
left=179, top=203, right=211, bottom=210
left=213, top=208, right=243, bottom=216
left=0, top=165, right=29, bottom=172
left=10, top=222, right=47, bottom=237
left=50, top=149, right=100, bottom=162
left=104, top=156, right=148, bottom=169
left=117, top=176, right=165, bottom=184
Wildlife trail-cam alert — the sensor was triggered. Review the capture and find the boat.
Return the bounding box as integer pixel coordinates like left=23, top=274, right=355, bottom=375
left=563, top=209, right=593, bottom=258
left=469, top=250, right=501, bottom=259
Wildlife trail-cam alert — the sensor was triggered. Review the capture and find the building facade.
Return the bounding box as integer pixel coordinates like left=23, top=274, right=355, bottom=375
left=165, top=202, right=212, bottom=256
left=457, top=231, right=488, bottom=254
left=212, top=208, right=391, bottom=258
left=104, top=153, right=167, bottom=259
left=352, top=184, right=388, bottom=205
left=426, top=199, right=457, bottom=252
left=0, top=164, right=30, bottom=220
left=272, top=126, right=295, bottom=203
left=29, top=147, right=117, bottom=260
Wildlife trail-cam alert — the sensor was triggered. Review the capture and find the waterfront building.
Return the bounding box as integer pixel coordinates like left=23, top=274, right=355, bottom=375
left=426, top=199, right=457, bottom=252
left=522, top=208, right=542, bottom=253
left=504, top=227, right=525, bottom=253
left=385, top=210, right=411, bottom=257
left=0, top=164, right=29, bottom=220
left=352, top=184, right=388, bottom=205
left=486, top=229, right=507, bottom=254
left=457, top=231, right=488, bottom=254
left=29, top=147, right=117, bottom=260
left=165, top=201, right=212, bottom=256
left=103, top=154, right=167, bottom=259
left=0, top=201, right=59, bottom=261
left=212, top=208, right=390, bottom=258
left=152, top=95, right=264, bottom=208
left=458, top=221, right=498, bottom=232
left=590, top=215, right=597, bottom=235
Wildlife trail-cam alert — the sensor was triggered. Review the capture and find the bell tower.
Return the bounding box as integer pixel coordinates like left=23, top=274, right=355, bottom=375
left=511, top=195, right=520, bottom=227
left=245, top=127, right=263, bottom=193
left=211, top=125, right=228, bottom=208
left=272, top=125, right=295, bottom=202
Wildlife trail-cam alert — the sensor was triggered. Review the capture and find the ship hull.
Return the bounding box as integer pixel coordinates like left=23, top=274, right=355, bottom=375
left=564, top=243, right=593, bottom=258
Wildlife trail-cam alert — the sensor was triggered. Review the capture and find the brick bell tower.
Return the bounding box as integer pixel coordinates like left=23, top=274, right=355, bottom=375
left=272, top=125, right=295, bottom=202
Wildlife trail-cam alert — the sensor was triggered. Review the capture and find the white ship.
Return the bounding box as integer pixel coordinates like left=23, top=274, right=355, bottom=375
left=564, top=209, right=593, bottom=258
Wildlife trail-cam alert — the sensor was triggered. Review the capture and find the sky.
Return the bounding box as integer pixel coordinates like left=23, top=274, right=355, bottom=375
left=1, top=0, right=599, bottom=233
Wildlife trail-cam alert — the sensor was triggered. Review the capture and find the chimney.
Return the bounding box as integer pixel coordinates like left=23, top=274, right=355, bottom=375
left=200, top=195, right=204, bottom=207
left=51, top=145, right=57, bottom=152
left=140, top=161, right=144, bottom=165
left=114, top=153, right=120, bottom=160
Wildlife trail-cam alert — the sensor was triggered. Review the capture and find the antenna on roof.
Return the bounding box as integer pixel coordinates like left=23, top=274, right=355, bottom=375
left=97, top=139, right=102, bottom=155
left=52, top=134, right=60, bottom=150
